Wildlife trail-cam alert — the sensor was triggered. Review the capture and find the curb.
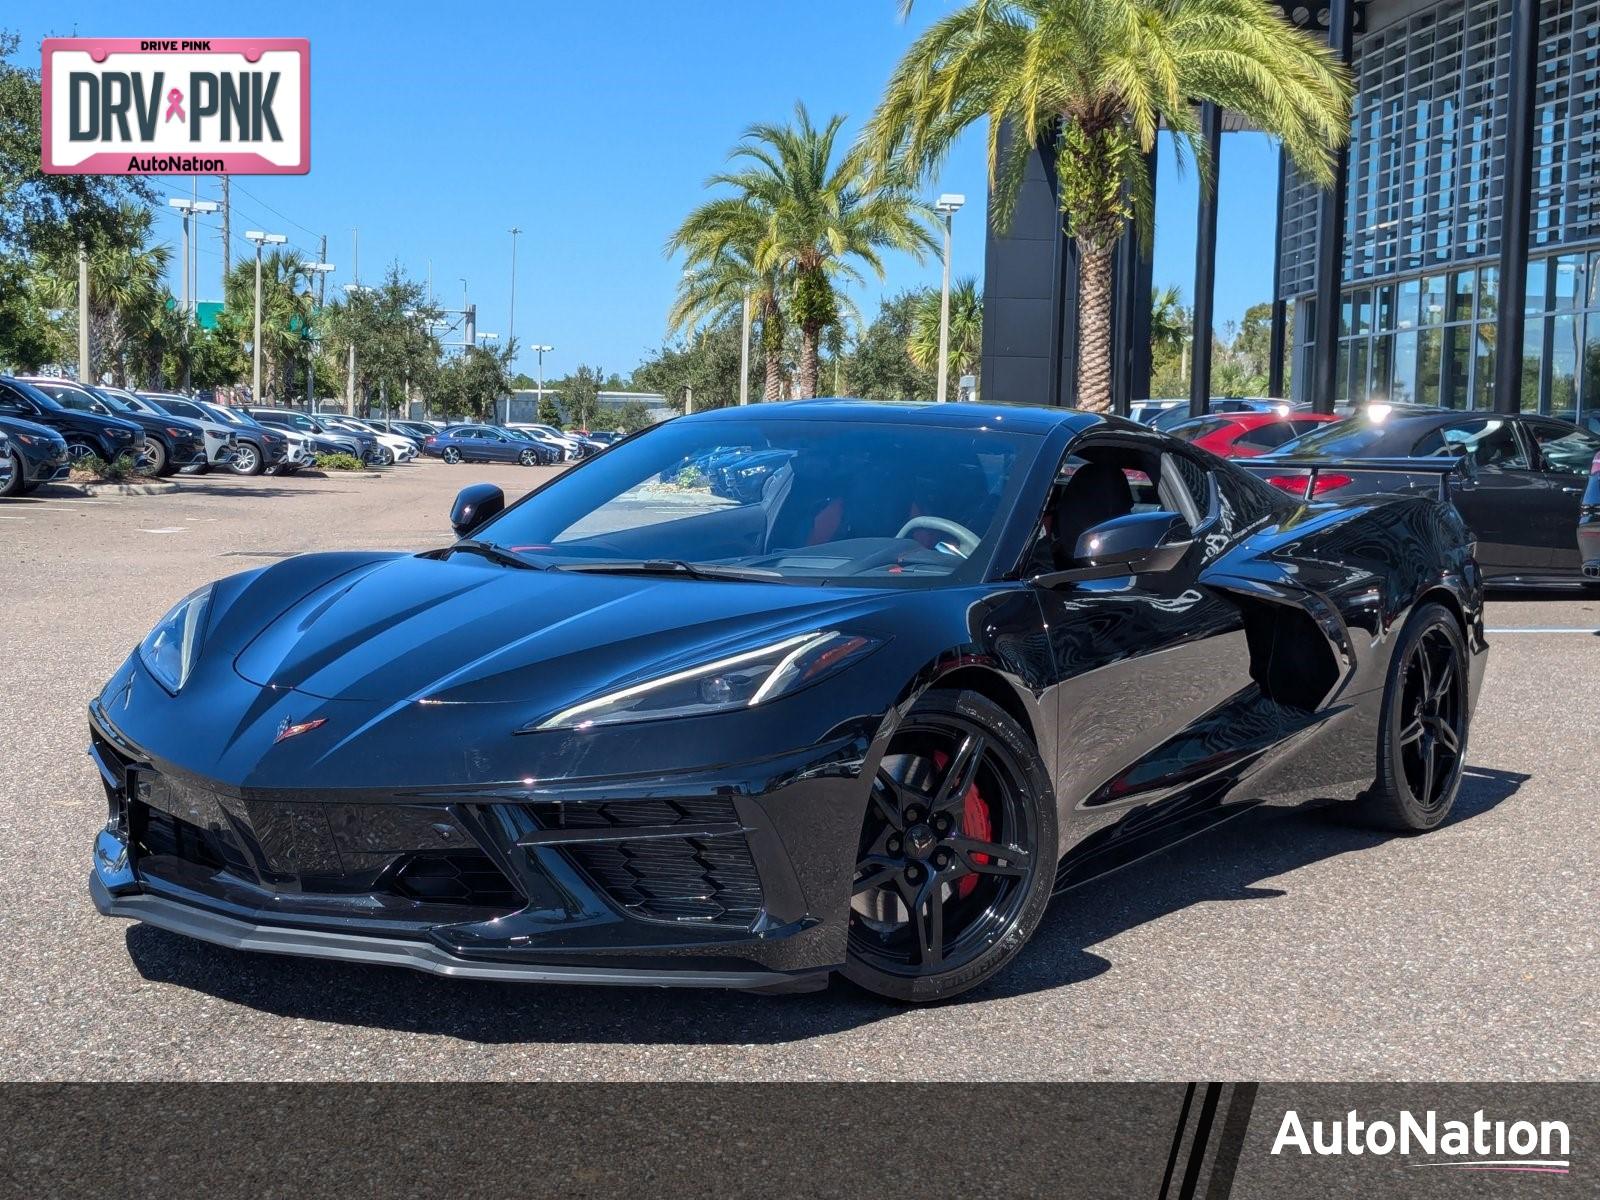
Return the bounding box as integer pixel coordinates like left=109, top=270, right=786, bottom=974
left=55, top=479, right=182, bottom=497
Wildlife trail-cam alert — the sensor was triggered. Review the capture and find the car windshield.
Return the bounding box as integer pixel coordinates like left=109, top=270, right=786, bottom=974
left=472, top=415, right=1040, bottom=585
left=38, top=386, right=98, bottom=412
left=85, top=389, right=136, bottom=413
left=1273, top=418, right=1389, bottom=457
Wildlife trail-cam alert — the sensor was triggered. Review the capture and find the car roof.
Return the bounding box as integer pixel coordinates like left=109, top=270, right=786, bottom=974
left=688, top=398, right=1103, bottom=436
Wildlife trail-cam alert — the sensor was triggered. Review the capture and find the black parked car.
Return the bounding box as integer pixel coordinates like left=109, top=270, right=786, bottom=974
left=0, top=376, right=145, bottom=466
left=1579, top=451, right=1600, bottom=578
left=247, top=408, right=376, bottom=463
left=88, top=401, right=1486, bottom=1002
left=21, top=377, right=207, bottom=476
left=0, top=413, right=71, bottom=496
left=1269, top=406, right=1600, bottom=585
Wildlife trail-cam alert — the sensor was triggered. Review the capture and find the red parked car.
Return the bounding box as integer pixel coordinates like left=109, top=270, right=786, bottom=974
left=1164, top=410, right=1340, bottom=458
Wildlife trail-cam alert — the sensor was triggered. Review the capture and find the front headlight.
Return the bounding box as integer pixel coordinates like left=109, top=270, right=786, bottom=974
left=138, top=584, right=213, bottom=694
left=530, top=630, right=881, bottom=731
left=110, top=428, right=132, bottom=439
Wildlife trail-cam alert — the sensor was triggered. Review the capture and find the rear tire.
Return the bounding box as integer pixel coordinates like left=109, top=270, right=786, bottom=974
left=442, top=447, right=462, bottom=464
left=843, top=688, right=1056, bottom=1003
left=1357, top=602, right=1469, bottom=832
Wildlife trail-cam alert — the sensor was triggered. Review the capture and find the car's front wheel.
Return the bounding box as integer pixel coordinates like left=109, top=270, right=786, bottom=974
left=518, top=448, right=539, bottom=466
left=137, top=439, right=167, bottom=476
left=230, top=441, right=263, bottom=476
left=844, top=688, right=1056, bottom=1003
left=1358, top=601, right=1469, bottom=831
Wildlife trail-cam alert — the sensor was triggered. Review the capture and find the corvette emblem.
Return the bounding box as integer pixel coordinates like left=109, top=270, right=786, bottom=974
left=273, top=716, right=327, bottom=744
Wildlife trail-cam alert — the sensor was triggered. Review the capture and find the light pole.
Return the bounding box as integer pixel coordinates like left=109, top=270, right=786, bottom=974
left=739, top=292, right=752, bottom=406
left=530, top=344, right=553, bottom=422
left=934, top=193, right=965, bottom=402
left=343, top=282, right=369, bottom=414
left=168, top=198, right=218, bottom=315
left=304, top=262, right=336, bottom=406
left=77, top=241, right=90, bottom=383
left=245, top=230, right=287, bottom=403
left=507, top=226, right=521, bottom=359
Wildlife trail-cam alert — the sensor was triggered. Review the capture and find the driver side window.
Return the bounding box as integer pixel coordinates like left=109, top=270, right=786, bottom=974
left=1024, top=440, right=1203, bottom=574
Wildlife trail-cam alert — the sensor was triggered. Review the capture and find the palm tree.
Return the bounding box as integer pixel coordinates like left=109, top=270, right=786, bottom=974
left=694, top=104, right=937, bottom=398
left=908, top=278, right=983, bottom=394
left=33, top=202, right=171, bottom=384
left=1149, top=285, right=1187, bottom=362
left=221, top=250, right=314, bottom=402
left=867, top=0, right=1352, bottom=412
left=666, top=205, right=787, bottom=401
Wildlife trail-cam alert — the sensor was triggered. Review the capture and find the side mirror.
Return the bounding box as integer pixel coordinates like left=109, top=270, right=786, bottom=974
left=450, top=483, right=505, bottom=538
left=1073, top=510, right=1193, bottom=574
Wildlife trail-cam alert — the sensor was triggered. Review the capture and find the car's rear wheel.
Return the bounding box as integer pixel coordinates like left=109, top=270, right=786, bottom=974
left=1358, top=601, right=1469, bottom=832
left=0, top=448, right=20, bottom=497
left=844, top=689, right=1056, bottom=1003
left=230, top=441, right=263, bottom=476
left=442, top=447, right=462, bottom=464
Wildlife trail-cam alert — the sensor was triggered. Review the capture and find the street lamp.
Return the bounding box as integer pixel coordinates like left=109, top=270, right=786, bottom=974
left=530, top=344, right=554, bottom=421
left=245, top=231, right=287, bottom=403
left=508, top=227, right=521, bottom=362
left=169, top=198, right=219, bottom=315
left=934, top=193, right=966, bottom=402
left=342, top=282, right=370, bottom=413
left=304, top=262, right=336, bottom=406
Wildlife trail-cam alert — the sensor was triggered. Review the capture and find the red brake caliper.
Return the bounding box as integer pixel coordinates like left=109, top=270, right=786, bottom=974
left=932, top=750, right=992, bottom=899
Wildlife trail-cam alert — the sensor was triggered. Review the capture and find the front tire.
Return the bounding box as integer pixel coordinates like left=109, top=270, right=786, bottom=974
left=137, top=439, right=167, bottom=476
left=843, top=689, right=1056, bottom=1003
left=519, top=448, right=538, bottom=466
left=230, top=441, right=263, bottom=476
left=1358, top=602, right=1469, bottom=832
left=0, top=448, right=21, bottom=497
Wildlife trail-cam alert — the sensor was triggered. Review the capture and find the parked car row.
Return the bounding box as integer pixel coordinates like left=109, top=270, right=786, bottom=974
left=423, top=422, right=611, bottom=465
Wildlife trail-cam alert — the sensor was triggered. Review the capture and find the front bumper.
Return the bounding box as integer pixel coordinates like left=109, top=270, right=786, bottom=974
left=86, top=701, right=852, bottom=990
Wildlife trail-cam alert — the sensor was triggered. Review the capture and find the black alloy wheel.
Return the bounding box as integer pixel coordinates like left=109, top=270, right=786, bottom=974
left=441, top=447, right=462, bottom=464
left=1361, top=602, right=1469, bottom=831
left=65, top=440, right=98, bottom=465
left=519, top=448, right=539, bottom=466
left=845, top=689, right=1055, bottom=1002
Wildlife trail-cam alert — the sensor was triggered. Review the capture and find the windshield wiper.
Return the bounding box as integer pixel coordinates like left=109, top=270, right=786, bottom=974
left=555, top=558, right=780, bottom=581
left=441, top=540, right=549, bottom=570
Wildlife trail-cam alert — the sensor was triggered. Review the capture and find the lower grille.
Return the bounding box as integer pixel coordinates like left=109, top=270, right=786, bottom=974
left=389, top=851, right=521, bottom=908
left=528, top=798, right=764, bottom=929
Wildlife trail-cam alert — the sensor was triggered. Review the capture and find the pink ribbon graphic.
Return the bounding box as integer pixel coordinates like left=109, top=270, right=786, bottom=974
left=164, top=88, right=185, bottom=123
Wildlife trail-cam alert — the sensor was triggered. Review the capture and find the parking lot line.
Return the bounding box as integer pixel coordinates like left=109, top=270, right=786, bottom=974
left=1485, top=627, right=1600, bottom=634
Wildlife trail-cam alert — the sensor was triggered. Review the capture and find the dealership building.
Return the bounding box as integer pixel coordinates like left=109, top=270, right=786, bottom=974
left=981, top=0, right=1596, bottom=423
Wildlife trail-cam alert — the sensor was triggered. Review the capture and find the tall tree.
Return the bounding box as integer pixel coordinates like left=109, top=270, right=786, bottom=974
left=217, top=250, right=315, bottom=402
left=325, top=264, right=439, bottom=414
left=844, top=290, right=940, bottom=400
left=695, top=103, right=936, bottom=398
left=868, top=0, right=1351, bottom=412
left=667, top=207, right=787, bottom=401
left=31, top=202, right=172, bottom=385
left=908, top=277, right=983, bottom=396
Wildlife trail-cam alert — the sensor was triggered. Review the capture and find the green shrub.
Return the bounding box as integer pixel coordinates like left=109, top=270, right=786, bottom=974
left=70, top=453, right=135, bottom=482
left=314, top=452, right=366, bottom=472
left=673, top=466, right=709, bottom=489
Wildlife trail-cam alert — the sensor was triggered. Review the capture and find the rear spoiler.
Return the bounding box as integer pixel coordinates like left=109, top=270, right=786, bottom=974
left=1240, top=455, right=1474, bottom=501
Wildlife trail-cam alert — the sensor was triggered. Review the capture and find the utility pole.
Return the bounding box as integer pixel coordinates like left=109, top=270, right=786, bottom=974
left=219, top=176, right=230, bottom=285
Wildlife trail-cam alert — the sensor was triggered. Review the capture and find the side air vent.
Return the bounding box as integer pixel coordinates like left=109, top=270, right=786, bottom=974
left=1236, top=596, right=1341, bottom=710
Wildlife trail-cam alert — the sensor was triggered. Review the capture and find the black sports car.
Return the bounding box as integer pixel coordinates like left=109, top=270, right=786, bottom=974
left=88, top=401, right=1487, bottom=1002
left=1269, top=406, right=1600, bottom=585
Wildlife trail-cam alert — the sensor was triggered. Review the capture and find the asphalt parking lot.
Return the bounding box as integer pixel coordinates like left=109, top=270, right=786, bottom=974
left=2, top=461, right=1596, bottom=1081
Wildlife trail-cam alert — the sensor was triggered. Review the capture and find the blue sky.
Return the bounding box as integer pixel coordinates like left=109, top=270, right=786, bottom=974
left=21, top=2, right=1280, bottom=376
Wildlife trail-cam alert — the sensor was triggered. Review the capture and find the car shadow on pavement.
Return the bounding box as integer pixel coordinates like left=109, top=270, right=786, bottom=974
left=121, top=764, right=1529, bottom=1044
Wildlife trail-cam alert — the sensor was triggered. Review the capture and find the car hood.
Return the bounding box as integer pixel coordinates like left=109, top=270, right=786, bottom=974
left=230, top=552, right=887, bottom=708
left=0, top=415, right=65, bottom=444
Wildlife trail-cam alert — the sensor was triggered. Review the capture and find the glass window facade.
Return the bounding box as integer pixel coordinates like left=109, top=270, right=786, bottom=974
left=1279, top=0, right=1600, bottom=420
